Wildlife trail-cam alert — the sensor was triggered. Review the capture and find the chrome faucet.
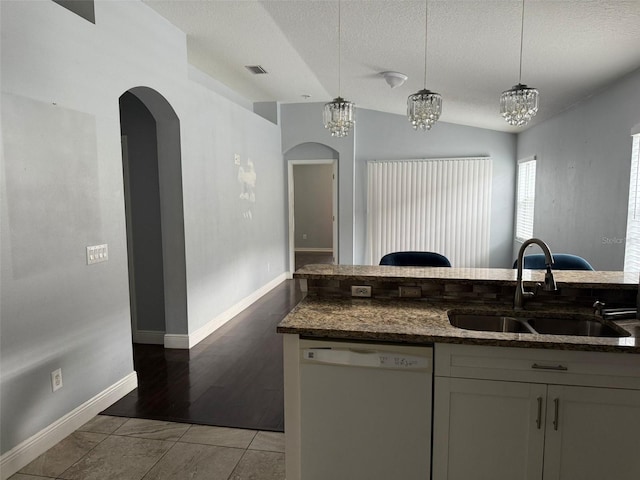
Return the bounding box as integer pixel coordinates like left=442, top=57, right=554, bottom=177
left=514, top=238, right=558, bottom=310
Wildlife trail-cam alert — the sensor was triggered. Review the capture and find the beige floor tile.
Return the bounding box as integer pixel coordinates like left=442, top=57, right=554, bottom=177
left=142, top=441, right=244, bottom=479
left=58, top=435, right=173, bottom=480
left=248, top=431, right=285, bottom=453
left=19, top=431, right=106, bottom=477
left=229, top=450, right=285, bottom=480
left=113, top=418, right=190, bottom=441
left=8, top=474, right=52, bottom=479
left=180, top=425, right=257, bottom=449
left=78, top=415, right=128, bottom=434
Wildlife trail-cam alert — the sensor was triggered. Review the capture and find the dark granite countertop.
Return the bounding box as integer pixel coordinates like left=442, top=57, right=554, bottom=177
left=278, top=266, right=640, bottom=353
left=294, top=264, right=640, bottom=289
left=277, top=296, right=640, bottom=353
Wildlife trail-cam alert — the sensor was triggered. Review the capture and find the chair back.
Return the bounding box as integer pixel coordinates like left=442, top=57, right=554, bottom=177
left=379, top=251, right=452, bottom=267
left=512, top=253, right=594, bottom=270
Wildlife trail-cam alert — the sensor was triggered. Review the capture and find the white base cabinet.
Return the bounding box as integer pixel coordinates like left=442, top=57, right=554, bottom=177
left=433, top=344, right=640, bottom=480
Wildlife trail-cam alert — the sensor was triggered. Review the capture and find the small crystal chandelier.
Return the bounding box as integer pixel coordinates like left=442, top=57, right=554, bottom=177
left=407, top=0, right=442, bottom=131
left=500, top=0, right=539, bottom=127
left=323, top=0, right=355, bottom=137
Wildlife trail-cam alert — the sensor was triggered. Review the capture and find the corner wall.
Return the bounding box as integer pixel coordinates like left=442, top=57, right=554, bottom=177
left=0, top=0, right=286, bottom=462
left=516, top=67, right=640, bottom=270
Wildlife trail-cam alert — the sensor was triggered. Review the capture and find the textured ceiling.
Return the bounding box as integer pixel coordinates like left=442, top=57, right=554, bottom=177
left=144, top=0, right=640, bottom=132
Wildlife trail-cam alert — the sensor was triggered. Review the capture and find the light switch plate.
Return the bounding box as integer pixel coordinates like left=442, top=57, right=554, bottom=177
left=87, top=244, right=108, bottom=265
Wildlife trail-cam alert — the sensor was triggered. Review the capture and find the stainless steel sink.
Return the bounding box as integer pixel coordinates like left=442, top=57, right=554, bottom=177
left=448, top=310, right=632, bottom=338
left=449, top=314, right=534, bottom=334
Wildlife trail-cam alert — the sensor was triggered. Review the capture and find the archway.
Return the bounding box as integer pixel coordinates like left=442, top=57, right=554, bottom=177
left=119, top=87, right=187, bottom=346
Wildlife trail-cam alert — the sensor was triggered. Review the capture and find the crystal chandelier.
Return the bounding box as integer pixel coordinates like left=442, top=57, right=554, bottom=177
left=407, top=0, right=442, bottom=131
left=500, top=0, right=539, bottom=127
left=324, top=0, right=355, bottom=137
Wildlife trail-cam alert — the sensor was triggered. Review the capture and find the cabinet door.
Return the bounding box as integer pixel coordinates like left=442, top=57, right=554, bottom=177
left=543, top=385, right=640, bottom=480
left=433, top=377, right=546, bottom=480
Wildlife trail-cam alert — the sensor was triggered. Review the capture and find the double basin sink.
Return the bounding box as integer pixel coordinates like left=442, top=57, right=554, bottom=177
left=448, top=310, right=632, bottom=338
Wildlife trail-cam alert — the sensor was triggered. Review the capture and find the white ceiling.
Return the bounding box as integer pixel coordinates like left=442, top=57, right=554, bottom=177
left=144, top=0, right=640, bottom=132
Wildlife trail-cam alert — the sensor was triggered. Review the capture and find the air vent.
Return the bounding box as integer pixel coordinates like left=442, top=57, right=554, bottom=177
left=245, top=65, right=268, bottom=75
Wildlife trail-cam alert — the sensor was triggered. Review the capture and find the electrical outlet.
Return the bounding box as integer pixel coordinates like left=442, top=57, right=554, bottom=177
left=302, top=233, right=307, bottom=240
left=351, top=285, right=372, bottom=297
left=87, top=244, right=108, bottom=265
left=51, top=368, right=63, bottom=392
left=399, top=286, right=422, bottom=298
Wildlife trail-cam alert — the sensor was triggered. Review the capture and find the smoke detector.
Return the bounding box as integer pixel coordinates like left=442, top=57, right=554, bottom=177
left=381, top=71, right=408, bottom=89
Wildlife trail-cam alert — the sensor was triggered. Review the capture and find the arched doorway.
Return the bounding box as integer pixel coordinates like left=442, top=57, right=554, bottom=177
left=119, top=87, right=187, bottom=346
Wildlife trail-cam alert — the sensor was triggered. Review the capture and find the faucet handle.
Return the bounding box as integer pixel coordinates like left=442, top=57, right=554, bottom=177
left=593, top=300, right=605, bottom=316
left=544, top=266, right=558, bottom=291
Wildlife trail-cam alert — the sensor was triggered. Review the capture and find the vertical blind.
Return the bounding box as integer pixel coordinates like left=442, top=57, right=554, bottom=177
left=516, top=157, right=536, bottom=242
left=366, top=157, right=493, bottom=267
left=624, top=135, right=640, bottom=272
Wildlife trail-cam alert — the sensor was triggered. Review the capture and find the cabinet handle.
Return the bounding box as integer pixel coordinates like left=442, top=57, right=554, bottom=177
left=531, top=363, right=568, bottom=371
left=553, top=398, right=560, bottom=431
left=536, top=396, right=543, bottom=429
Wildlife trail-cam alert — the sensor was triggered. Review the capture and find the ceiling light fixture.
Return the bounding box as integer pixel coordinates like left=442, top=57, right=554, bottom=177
left=407, top=0, right=442, bottom=131
left=323, top=0, right=355, bottom=137
left=500, top=0, right=539, bottom=127
left=381, top=71, right=408, bottom=89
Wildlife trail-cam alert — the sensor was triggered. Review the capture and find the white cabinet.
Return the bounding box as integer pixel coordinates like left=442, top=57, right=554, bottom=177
left=433, top=344, right=640, bottom=480
left=542, top=385, right=640, bottom=480
left=433, top=377, right=545, bottom=480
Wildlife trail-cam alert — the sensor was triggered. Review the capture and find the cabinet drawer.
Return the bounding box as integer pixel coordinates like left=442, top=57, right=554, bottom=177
left=435, top=343, right=640, bottom=389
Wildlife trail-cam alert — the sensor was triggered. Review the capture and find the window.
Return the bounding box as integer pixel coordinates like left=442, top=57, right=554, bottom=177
left=624, top=135, right=640, bottom=272
left=366, top=157, right=493, bottom=267
left=515, top=156, right=536, bottom=242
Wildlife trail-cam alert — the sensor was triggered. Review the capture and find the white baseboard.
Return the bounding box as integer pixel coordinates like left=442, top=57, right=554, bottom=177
left=132, top=330, right=165, bottom=345
left=294, top=248, right=333, bottom=253
left=164, top=272, right=288, bottom=350
left=0, top=372, right=138, bottom=480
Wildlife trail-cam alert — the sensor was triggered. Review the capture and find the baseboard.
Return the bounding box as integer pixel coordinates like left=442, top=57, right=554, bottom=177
left=0, top=372, right=138, bottom=480
left=164, top=272, right=288, bottom=350
left=132, top=330, right=165, bottom=345
left=294, top=248, right=333, bottom=253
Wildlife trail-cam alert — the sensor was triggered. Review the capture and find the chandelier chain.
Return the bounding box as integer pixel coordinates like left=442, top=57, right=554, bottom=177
left=423, top=0, right=428, bottom=88
left=518, top=0, right=525, bottom=84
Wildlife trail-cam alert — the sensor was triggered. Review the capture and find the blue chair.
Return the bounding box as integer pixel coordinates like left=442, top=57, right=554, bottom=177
left=512, top=253, right=594, bottom=270
left=379, top=251, right=452, bottom=267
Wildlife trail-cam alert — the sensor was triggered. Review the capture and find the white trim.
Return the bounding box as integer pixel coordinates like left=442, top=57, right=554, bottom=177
left=132, top=330, right=165, bottom=345
left=0, top=372, right=138, bottom=480
left=294, top=248, right=333, bottom=253
left=288, top=159, right=338, bottom=276
left=165, top=272, right=288, bottom=349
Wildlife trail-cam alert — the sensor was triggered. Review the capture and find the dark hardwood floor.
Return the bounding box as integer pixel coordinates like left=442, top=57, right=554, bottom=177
left=102, top=279, right=305, bottom=432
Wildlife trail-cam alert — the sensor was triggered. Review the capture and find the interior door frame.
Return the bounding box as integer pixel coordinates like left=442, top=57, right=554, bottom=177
left=287, top=159, right=338, bottom=277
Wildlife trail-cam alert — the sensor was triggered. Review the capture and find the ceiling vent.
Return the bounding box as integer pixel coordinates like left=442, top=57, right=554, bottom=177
left=245, top=65, right=268, bottom=75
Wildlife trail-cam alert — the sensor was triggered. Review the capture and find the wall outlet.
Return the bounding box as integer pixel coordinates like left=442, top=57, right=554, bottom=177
left=51, top=368, right=63, bottom=392
left=351, top=285, right=372, bottom=297
left=302, top=233, right=307, bottom=240
left=399, top=286, right=422, bottom=298
left=87, top=244, right=108, bottom=265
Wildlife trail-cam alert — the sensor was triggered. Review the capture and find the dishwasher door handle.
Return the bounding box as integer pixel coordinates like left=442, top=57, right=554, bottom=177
left=302, top=348, right=431, bottom=370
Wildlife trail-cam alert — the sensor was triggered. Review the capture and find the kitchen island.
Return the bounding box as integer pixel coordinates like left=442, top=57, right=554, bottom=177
left=278, top=265, right=640, bottom=480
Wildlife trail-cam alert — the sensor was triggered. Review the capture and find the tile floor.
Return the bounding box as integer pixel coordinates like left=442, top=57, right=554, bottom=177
left=10, top=415, right=284, bottom=480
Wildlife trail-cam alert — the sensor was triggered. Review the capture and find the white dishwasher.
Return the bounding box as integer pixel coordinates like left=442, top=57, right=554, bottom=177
left=299, top=338, right=433, bottom=480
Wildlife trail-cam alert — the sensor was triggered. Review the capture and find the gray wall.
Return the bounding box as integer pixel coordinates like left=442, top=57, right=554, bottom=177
left=1, top=0, right=286, bottom=455
left=293, top=164, right=334, bottom=250
left=516, top=67, right=640, bottom=271
left=355, top=109, right=517, bottom=267
left=281, top=103, right=355, bottom=264
left=281, top=104, right=517, bottom=267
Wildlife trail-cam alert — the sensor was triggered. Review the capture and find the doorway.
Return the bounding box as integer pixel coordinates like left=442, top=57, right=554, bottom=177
left=288, top=160, right=338, bottom=273
left=119, top=88, right=188, bottom=346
